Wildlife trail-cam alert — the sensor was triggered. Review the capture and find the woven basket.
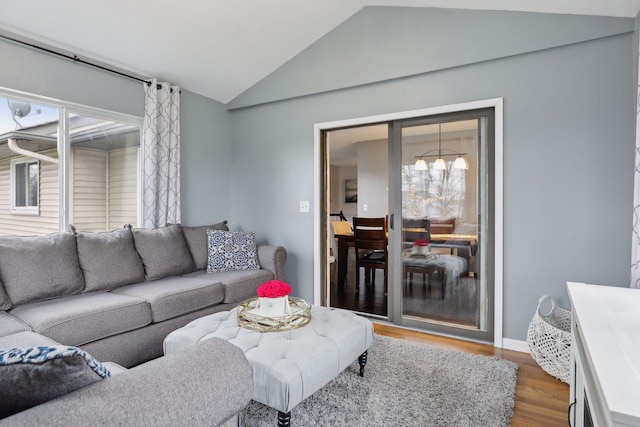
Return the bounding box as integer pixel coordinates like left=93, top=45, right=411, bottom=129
left=526, top=295, right=572, bottom=383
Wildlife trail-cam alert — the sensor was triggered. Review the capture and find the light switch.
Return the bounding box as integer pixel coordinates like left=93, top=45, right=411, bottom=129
left=363, top=204, right=368, bottom=212
left=300, top=200, right=310, bottom=213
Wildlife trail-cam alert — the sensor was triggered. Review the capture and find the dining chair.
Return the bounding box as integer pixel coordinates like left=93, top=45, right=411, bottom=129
left=353, top=216, right=388, bottom=295
left=329, top=210, right=348, bottom=222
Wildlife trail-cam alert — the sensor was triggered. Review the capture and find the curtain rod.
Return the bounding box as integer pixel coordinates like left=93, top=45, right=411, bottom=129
left=0, top=32, right=162, bottom=88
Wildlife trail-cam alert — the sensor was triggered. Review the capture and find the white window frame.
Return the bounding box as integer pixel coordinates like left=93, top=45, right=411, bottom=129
left=1, top=86, right=143, bottom=231
left=10, top=158, right=40, bottom=215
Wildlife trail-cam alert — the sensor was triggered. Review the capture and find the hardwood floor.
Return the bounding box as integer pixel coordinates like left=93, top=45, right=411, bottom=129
left=331, top=259, right=479, bottom=326
left=373, top=323, right=570, bottom=427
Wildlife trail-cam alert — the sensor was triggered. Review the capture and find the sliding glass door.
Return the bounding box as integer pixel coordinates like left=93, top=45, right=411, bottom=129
left=323, top=106, right=496, bottom=342
left=389, top=109, right=494, bottom=341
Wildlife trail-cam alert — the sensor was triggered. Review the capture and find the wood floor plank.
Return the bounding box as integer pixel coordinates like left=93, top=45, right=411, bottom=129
left=373, top=323, right=570, bottom=426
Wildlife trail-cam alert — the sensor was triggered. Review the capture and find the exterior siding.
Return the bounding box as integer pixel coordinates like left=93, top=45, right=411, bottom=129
left=71, top=148, right=107, bottom=232
left=0, top=146, right=138, bottom=236
left=108, top=147, right=138, bottom=229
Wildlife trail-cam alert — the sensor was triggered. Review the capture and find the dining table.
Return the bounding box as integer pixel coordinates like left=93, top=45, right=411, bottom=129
left=334, top=232, right=477, bottom=288
left=334, top=232, right=355, bottom=288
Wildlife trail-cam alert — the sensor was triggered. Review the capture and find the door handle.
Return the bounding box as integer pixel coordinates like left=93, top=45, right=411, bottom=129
left=389, top=213, right=394, bottom=230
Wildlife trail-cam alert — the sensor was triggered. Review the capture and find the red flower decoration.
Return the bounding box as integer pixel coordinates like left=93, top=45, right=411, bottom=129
left=257, top=280, right=292, bottom=298
left=414, top=239, right=429, bottom=246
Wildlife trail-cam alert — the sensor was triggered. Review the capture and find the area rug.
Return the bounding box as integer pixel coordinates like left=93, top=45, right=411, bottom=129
left=240, top=334, right=518, bottom=426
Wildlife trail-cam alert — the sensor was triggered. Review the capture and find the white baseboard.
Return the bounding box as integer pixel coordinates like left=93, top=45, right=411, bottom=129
left=502, top=338, right=529, bottom=354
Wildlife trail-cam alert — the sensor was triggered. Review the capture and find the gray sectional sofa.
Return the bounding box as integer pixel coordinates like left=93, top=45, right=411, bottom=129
left=0, top=330, right=253, bottom=426
left=0, top=221, right=287, bottom=367
left=0, top=221, right=286, bottom=424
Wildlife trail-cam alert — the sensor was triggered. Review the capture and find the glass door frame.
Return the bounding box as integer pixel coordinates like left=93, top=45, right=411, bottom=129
left=388, top=108, right=495, bottom=342
left=313, top=98, right=504, bottom=347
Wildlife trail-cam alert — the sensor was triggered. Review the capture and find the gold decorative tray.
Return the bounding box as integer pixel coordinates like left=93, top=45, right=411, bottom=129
left=237, top=297, right=312, bottom=332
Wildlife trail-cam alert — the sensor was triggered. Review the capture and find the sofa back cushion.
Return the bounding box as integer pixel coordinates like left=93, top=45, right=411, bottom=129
left=75, top=227, right=145, bottom=292
left=181, top=221, right=229, bottom=270
left=130, top=224, right=195, bottom=281
left=0, top=232, right=85, bottom=305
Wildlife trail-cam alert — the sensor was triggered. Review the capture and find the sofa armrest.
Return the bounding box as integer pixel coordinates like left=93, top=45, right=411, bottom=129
left=257, top=245, right=287, bottom=281
left=2, top=338, right=253, bottom=427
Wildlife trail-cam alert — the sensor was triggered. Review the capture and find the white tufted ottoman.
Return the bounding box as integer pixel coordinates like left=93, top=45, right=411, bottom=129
left=163, top=305, right=373, bottom=426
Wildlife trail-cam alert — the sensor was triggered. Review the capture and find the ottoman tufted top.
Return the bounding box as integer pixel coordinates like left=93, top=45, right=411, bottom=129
left=164, top=305, right=373, bottom=413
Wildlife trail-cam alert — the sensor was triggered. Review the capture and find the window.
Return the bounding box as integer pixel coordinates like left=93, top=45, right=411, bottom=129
left=402, top=162, right=467, bottom=218
left=11, top=159, right=39, bottom=214
left=69, top=113, right=141, bottom=232
left=0, top=90, right=142, bottom=236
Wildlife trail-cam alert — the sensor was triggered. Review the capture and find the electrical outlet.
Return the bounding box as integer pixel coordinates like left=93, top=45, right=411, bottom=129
left=363, top=204, right=368, bottom=212
left=300, top=200, right=310, bottom=213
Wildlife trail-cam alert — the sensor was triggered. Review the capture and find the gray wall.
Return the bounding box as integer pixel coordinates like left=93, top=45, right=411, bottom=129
left=229, top=7, right=633, bottom=109
left=0, top=37, right=232, bottom=226
left=180, top=91, right=232, bottom=225
left=229, top=7, right=636, bottom=340
left=357, top=139, right=388, bottom=218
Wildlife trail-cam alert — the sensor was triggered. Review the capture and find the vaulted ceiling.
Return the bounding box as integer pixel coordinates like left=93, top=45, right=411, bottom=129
left=2, top=0, right=639, bottom=104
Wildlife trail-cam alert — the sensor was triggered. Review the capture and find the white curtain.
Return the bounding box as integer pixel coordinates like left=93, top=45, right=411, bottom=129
left=632, top=52, right=640, bottom=288
left=142, top=79, right=181, bottom=228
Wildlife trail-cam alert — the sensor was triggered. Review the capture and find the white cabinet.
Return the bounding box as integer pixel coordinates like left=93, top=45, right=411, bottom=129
left=568, top=282, right=640, bottom=427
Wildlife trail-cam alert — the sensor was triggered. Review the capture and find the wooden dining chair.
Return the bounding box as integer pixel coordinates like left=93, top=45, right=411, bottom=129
left=353, top=216, right=388, bottom=295
left=329, top=210, right=348, bottom=222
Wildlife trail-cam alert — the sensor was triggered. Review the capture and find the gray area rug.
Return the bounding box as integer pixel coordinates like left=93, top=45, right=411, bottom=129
left=240, top=334, right=518, bottom=426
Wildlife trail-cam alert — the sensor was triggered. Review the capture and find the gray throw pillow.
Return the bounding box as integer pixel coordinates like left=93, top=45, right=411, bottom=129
left=130, top=224, right=195, bottom=281
left=207, top=230, right=260, bottom=272
left=0, top=345, right=110, bottom=418
left=0, top=232, right=85, bottom=305
left=75, top=227, right=145, bottom=292
left=181, top=221, right=229, bottom=270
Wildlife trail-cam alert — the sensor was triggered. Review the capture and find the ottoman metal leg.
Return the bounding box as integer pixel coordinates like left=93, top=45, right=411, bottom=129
left=358, top=350, right=368, bottom=377
left=278, top=411, right=291, bottom=427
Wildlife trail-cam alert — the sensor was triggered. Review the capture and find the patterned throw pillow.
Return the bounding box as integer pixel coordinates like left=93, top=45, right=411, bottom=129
left=206, top=230, right=260, bottom=273
left=0, top=346, right=111, bottom=418
left=0, top=346, right=111, bottom=378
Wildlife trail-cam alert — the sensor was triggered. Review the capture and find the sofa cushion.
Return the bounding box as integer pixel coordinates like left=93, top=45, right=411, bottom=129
left=130, top=224, right=195, bottom=281
left=182, top=269, right=273, bottom=304
left=0, top=344, right=109, bottom=418
left=9, top=292, right=152, bottom=347
left=0, top=312, right=31, bottom=338
left=0, top=232, right=85, bottom=305
left=0, top=331, right=59, bottom=348
left=102, top=361, right=127, bottom=375
left=181, top=221, right=229, bottom=270
left=206, top=230, right=260, bottom=273
left=112, top=277, right=225, bottom=322
left=0, top=281, right=10, bottom=311
left=75, top=227, right=145, bottom=292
